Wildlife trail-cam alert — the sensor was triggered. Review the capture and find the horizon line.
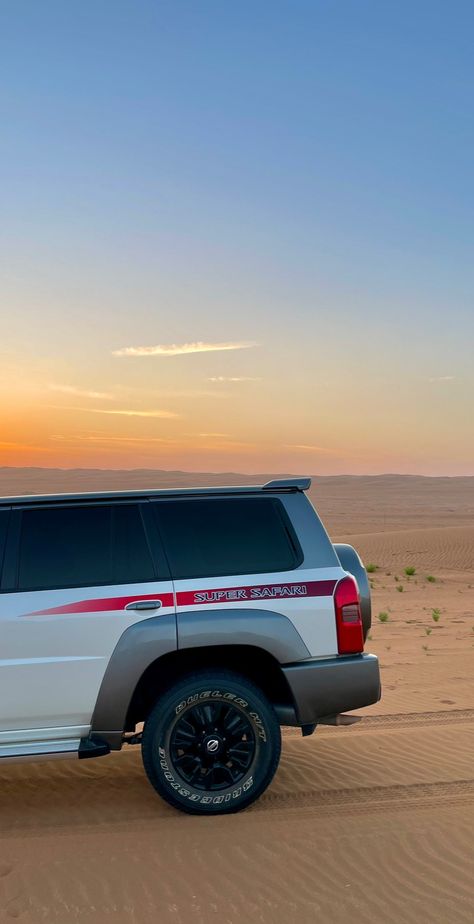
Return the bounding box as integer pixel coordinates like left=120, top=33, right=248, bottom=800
left=0, top=465, right=473, bottom=480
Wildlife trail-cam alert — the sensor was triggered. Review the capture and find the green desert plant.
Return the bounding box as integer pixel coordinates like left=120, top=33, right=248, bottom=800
left=422, top=644, right=429, bottom=652
left=426, top=575, right=436, bottom=583
left=404, top=566, right=416, bottom=576
left=396, top=584, right=404, bottom=593
left=378, top=611, right=389, bottom=623
left=432, top=609, right=441, bottom=622
left=425, top=627, right=432, bottom=636
left=366, top=563, right=377, bottom=573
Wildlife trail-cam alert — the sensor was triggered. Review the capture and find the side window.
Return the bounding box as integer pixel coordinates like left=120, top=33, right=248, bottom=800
left=17, top=503, right=155, bottom=591
left=0, top=508, right=11, bottom=580
left=18, top=505, right=113, bottom=591
left=154, top=497, right=302, bottom=580
left=112, top=504, right=155, bottom=584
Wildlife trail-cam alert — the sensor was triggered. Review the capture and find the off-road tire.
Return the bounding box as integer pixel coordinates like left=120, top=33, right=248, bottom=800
left=141, top=670, right=281, bottom=815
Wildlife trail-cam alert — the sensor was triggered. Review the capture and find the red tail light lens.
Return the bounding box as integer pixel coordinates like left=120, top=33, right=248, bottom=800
left=334, top=575, right=364, bottom=655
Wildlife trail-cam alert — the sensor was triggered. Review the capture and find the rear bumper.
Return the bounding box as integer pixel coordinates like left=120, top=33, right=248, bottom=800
left=282, top=653, right=381, bottom=725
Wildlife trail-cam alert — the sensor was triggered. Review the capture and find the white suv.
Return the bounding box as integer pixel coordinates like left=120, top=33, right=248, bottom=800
left=0, top=477, right=380, bottom=814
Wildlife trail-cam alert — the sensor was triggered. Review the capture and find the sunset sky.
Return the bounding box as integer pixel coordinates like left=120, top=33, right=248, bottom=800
left=1, top=1, right=473, bottom=475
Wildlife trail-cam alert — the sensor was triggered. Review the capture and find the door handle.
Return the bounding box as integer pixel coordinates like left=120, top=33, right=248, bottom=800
left=125, top=599, right=163, bottom=612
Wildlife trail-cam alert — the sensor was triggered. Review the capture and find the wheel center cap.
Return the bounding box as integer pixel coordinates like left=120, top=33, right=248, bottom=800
left=205, top=736, right=221, bottom=755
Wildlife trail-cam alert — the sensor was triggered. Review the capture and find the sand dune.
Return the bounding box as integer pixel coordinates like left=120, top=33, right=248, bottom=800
left=0, top=468, right=473, bottom=922
left=1, top=717, right=473, bottom=923
left=345, top=524, right=474, bottom=572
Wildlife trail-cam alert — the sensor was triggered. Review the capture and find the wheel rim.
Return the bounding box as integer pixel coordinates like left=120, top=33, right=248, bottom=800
left=169, top=700, right=257, bottom=791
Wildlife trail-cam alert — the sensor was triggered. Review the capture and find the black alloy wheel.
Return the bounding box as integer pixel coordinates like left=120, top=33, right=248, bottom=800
left=169, top=699, right=256, bottom=791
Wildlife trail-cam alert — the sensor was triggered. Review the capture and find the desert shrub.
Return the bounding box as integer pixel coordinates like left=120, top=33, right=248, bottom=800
left=405, top=566, right=416, bottom=576
left=366, top=563, right=377, bottom=573
left=432, top=609, right=441, bottom=622
left=378, top=611, right=389, bottom=623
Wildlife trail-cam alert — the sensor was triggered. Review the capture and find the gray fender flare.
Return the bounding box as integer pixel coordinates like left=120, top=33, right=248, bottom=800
left=177, top=607, right=310, bottom=662
left=90, top=612, right=177, bottom=748
left=90, top=608, right=310, bottom=748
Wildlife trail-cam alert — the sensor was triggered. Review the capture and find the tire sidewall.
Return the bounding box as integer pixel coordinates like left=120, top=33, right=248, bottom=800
left=143, top=674, right=280, bottom=814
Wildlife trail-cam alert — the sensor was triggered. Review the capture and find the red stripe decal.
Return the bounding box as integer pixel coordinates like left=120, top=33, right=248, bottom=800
left=177, top=580, right=337, bottom=607
left=22, top=580, right=337, bottom=617
left=23, top=592, right=174, bottom=618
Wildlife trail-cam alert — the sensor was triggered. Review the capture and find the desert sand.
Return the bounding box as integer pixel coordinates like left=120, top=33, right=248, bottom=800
left=0, top=468, right=473, bottom=923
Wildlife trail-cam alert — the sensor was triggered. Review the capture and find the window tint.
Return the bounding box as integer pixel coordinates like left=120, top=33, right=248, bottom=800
left=17, top=503, right=155, bottom=591
left=112, top=504, right=156, bottom=584
left=154, top=497, right=301, bottom=580
left=0, top=509, right=10, bottom=579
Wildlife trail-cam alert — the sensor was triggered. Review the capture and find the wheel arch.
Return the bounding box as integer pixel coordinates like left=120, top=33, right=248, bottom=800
left=90, top=607, right=308, bottom=749
left=124, top=644, right=298, bottom=735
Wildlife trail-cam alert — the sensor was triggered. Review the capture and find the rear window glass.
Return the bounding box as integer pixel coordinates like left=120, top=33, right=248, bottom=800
left=153, top=497, right=302, bottom=580
left=17, top=503, right=155, bottom=591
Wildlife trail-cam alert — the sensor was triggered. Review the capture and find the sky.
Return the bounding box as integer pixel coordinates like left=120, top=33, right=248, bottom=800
left=1, top=0, right=473, bottom=475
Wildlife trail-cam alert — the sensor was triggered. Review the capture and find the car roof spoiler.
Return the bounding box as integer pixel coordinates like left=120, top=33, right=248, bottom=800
left=263, top=478, right=311, bottom=492
left=2, top=478, right=312, bottom=506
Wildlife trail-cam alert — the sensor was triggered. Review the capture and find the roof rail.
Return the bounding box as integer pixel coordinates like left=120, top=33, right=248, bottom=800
left=263, top=477, right=311, bottom=492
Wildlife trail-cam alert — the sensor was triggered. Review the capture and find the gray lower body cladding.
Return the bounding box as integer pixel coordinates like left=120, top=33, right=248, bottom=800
left=282, top=653, right=381, bottom=725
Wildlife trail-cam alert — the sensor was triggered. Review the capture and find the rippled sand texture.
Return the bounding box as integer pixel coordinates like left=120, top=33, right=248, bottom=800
left=0, top=469, right=473, bottom=923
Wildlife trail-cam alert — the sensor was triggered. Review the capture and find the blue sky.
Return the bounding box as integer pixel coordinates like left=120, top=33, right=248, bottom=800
left=1, top=1, right=473, bottom=473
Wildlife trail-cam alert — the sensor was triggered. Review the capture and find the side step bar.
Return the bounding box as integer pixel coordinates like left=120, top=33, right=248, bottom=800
left=0, top=738, right=82, bottom=763
left=0, top=737, right=110, bottom=764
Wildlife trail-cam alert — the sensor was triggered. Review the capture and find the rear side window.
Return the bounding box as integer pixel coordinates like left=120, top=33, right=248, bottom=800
left=17, top=503, right=155, bottom=591
left=154, top=497, right=302, bottom=580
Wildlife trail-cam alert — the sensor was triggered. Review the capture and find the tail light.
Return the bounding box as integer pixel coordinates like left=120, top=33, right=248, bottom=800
left=334, top=575, right=364, bottom=655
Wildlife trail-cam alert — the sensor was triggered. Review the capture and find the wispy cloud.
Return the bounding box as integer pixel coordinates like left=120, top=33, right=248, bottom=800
left=49, top=384, right=114, bottom=400
left=428, top=376, right=455, bottom=383
left=207, top=376, right=261, bottom=383
left=113, top=341, right=258, bottom=358
left=48, top=405, right=181, bottom=419
left=198, top=432, right=231, bottom=438
left=50, top=434, right=177, bottom=445
left=284, top=444, right=336, bottom=454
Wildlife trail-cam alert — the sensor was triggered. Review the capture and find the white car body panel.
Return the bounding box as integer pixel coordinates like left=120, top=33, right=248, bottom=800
left=174, top=567, right=342, bottom=658
left=0, top=580, right=175, bottom=742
